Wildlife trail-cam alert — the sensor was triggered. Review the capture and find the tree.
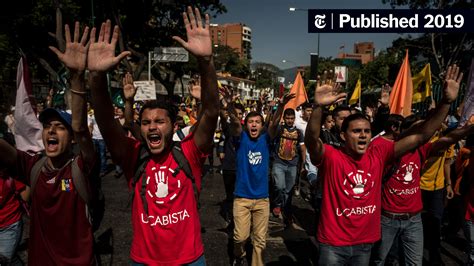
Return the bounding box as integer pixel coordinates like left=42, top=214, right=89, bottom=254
left=0, top=0, right=227, bottom=106
left=382, top=0, right=474, bottom=80
left=213, top=45, right=250, bottom=78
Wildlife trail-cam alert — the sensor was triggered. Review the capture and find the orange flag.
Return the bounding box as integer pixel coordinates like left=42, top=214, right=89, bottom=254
left=389, top=50, right=413, bottom=117
left=284, top=72, right=308, bottom=110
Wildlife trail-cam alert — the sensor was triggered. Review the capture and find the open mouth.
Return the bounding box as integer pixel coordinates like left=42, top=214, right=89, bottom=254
left=148, top=134, right=162, bottom=148
left=357, top=140, right=367, bottom=148
left=46, top=138, right=59, bottom=151
left=250, top=128, right=258, bottom=136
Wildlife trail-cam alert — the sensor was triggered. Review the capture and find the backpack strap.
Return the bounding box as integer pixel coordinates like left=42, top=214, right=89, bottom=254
left=176, top=129, right=186, bottom=141
left=70, top=157, right=91, bottom=205
left=30, top=156, right=49, bottom=194
left=131, top=145, right=151, bottom=213
left=171, top=141, right=199, bottom=201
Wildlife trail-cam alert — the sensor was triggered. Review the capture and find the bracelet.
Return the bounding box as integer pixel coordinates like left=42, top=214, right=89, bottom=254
left=70, top=89, right=87, bottom=95
left=446, top=183, right=452, bottom=186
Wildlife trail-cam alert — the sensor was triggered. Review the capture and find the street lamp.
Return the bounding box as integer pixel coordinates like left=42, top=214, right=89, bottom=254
left=282, top=59, right=297, bottom=67
left=289, top=7, right=320, bottom=79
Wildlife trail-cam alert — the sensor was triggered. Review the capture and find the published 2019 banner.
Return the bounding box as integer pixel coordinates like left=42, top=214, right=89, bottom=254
left=308, top=9, right=473, bottom=33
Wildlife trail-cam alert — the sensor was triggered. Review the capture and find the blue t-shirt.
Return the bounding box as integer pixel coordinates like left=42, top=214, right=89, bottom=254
left=234, top=131, right=271, bottom=199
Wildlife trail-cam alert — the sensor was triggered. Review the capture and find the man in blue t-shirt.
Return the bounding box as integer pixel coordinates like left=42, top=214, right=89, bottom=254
left=271, top=108, right=306, bottom=226
left=227, top=93, right=294, bottom=266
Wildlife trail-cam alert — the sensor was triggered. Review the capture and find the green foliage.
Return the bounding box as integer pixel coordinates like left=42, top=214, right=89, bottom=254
left=252, top=62, right=281, bottom=93
left=213, top=45, right=250, bottom=78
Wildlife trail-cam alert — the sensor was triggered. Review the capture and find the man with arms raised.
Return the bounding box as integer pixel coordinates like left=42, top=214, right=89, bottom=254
left=88, top=7, right=218, bottom=265
left=0, top=22, right=96, bottom=265
left=305, top=66, right=461, bottom=264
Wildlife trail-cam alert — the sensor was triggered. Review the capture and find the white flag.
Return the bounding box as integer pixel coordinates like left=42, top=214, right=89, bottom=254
left=14, top=57, right=44, bottom=152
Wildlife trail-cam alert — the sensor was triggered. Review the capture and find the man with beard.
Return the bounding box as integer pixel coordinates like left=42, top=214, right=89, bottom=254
left=0, top=22, right=97, bottom=265
left=88, top=7, right=218, bottom=265
left=305, top=65, right=462, bottom=265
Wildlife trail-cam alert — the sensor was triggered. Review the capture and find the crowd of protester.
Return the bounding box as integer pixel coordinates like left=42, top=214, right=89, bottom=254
left=1, top=5, right=474, bottom=266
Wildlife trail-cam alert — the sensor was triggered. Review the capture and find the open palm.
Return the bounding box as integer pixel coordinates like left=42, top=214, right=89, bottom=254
left=88, top=20, right=130, bottom=72
left=122, top=73, right=136, bottom=101
left=315, top=82, right=346, bottom=106
left=173, top=7, right=212, bottom=58
left=49, top=22, right=89, bottom=73
left=442, top=64, right=463, bottom=103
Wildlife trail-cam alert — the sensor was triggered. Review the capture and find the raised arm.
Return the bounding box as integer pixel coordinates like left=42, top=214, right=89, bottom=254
left=87, top=20, right=131, bottom=163
left=0, top=139, right=17, bottom=169
left=304, top=79, right=346, bottom=165
left=394, top=65, right=463, bottom=158
left=267, top=93, right=295, bottom=139
left=49, top=22, right=95, bottom=168
left=122, top=72, right=141, bottom=140
left=221, top=86, right=241, bottom=136
left=431, top=118, right=474, bottom=153
left=173, top=7, right=218, bottom=153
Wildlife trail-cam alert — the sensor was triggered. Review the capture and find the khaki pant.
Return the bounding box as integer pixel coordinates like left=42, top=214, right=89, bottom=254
left=233, top=198, right=269, bottom=266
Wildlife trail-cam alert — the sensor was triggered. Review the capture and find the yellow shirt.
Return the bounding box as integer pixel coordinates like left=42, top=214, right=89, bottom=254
left=420, top=136, right=455, bottom=191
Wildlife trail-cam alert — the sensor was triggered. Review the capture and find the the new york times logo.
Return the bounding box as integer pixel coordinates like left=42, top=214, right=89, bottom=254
left=314, top=14, right=326, bottom=29
left=307, top=9, right=473, bottom=33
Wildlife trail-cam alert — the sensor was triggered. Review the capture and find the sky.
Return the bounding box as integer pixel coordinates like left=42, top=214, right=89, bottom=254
left=213, top=0, right=407, bottom=70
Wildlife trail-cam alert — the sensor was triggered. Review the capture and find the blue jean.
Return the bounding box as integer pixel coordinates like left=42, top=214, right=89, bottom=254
left=272, top=162, right=297, bottom=215
left=464, top=220, right=474, bottom=265
left=421, top=189, right=444, bottom=260
left=0, top=220, right=23, bottom=263
left=319, top=242, right=373, bottom=265
left=93, top=139, right=107, bottom=173
left=131, top=254, right=206, bottom=266
left=372, top=213, right=423, bottom=265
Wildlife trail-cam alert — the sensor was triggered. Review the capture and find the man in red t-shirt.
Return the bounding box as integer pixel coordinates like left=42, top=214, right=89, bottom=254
left=0, top=22, right=97, bottom=265
left=304, top=65, right=462, bottom=265
left=88, top=7, right=218, bottom=265
left=0, top=172, right=28, bottom=265
left=372, top=111, right=474, bottom=265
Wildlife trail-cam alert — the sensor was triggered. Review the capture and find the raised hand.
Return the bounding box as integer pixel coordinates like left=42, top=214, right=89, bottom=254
left=314, top=72, right=346, bottom=106
left=172, top=7, right=212, bottom=58
left=189, top=77, right=201, bottom=100
left=379, top=84, right=390, bottom=106
left=122, top=72, right=136, bottom=101
left=49, top=22, right=89, bottom=73
left=281, top=93, right=296, bottom=105
left=442, top=64, right=463, bottom=104
left=88, top=20, right=131, bottom=72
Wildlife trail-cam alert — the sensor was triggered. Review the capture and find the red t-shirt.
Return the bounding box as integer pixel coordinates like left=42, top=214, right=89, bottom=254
left=15, top=151, right=94, bottom=266
left=120, top=134, right=208, bottom=265
left=317, top=141, right=394, bottom=246
left=0, top=174, right=26, bottom=228
left=377, top=137, right=432, bottom=213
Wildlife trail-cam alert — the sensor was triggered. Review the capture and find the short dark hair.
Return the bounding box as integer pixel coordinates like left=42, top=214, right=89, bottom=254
left=138, top=99, right=178, bottom=124
left=384, top=114, right=404, bottom=132
left=234, top=103, right=244, bottom=113
left=301, top=102, right=313, bottom=110
left=332, top=105, right=351, bottom=118
left=341, top=113, right=370, bottom=133
left=283, top=108, right=295, bottom=117
left=244, top=111, right=264, bottom=125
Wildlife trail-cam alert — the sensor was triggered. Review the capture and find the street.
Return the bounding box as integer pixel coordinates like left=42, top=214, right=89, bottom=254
left=19, top=160, right=469, bottom=265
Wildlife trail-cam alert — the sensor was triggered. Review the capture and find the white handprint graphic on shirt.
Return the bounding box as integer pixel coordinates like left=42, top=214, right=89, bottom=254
left=403, top=164, right=414, bottom=182
left=352, top=173, right=365, bottom=194
left=155, top=170, right=169, bottom=198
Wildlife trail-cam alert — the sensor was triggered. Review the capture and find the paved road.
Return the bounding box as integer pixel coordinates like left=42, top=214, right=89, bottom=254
left=19, top=161, right=469, bottom=265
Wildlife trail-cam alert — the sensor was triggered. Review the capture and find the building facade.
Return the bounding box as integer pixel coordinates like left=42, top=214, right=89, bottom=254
left=337, top=42, right=375, bottom=65
left=210, top=23, right=252, bottom=60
